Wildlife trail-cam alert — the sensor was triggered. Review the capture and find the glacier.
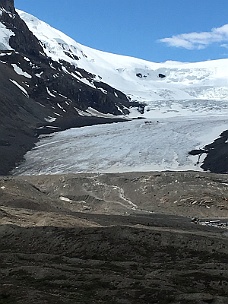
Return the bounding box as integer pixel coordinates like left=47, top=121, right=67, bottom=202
left=11, top=9, right=228, bottom=175
left=13, top=109, right=228, bottom=175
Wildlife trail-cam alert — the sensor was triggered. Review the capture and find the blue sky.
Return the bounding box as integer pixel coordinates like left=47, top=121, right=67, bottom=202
left=15, top=0, right=228, bottom=63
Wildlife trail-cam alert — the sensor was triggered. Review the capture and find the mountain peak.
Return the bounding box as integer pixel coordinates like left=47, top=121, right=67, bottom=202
left=0, top=0, right=15, bottom=12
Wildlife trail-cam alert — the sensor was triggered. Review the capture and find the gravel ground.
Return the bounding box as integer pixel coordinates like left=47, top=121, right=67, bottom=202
left=0, top=171, right=228, bottom=303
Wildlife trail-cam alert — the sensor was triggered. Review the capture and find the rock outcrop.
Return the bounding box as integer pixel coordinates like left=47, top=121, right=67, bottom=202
left=0, top=0, right=14, bottom=12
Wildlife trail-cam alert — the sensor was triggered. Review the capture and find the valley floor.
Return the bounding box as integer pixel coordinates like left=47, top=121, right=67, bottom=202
left=0, top=171, right=228, bottom=303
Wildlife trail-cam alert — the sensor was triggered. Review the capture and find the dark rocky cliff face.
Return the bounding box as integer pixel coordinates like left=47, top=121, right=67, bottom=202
left=3, top=12, right=44, bottom=57
left=0, top=0, right=137, bottom=174
left=0, top=0, right=14, bottom=12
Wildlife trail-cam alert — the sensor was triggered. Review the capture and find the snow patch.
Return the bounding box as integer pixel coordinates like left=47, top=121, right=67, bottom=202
left=57, top=103, right=66, bottom=112
left=45, top=116, right=57, bottom=123
left=0, top=21, right=15, bottom=50
left=9, top=79, right=29, bottom=98
left=86, top=107, right=117, bottom=118
left=46, top=87, right=56, bottom=97
left=12, top=64, right=32, bottom=78
left=98, top=88, right=107, bottom=94
left=35, top=71, right=43, bottom=78
left=59, top=196, right=72, bottom=202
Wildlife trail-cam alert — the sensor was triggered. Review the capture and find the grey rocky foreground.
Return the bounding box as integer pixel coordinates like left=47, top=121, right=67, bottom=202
left=0, top=171, right=228, bottom=303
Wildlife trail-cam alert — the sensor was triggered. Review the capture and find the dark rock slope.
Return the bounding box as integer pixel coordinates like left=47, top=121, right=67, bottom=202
left=189, top=130, right=228, bottom=174
left=0, top=0, right=136, bottom=175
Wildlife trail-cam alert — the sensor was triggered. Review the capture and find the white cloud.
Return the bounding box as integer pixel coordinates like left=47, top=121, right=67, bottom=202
left=221, top=44, right=228, bottom=49
left=159, top=24, right=228, bottom=50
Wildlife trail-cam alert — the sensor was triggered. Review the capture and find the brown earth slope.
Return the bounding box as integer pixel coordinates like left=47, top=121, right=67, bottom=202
left=0, top=171, right=228, bottom=303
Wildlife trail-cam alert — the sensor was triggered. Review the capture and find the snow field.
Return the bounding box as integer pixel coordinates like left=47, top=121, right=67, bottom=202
left=17, top=10, right=228, bottom=103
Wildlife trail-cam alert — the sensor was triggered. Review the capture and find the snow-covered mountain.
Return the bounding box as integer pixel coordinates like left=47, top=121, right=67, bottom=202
left=0, top=0, right=227, bottom=174
left=17, top=9, right=228, bottom=105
